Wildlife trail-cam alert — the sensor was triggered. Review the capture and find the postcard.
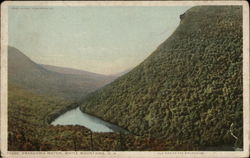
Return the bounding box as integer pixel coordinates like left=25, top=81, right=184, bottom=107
left=1, top=1, right=249, bottom=158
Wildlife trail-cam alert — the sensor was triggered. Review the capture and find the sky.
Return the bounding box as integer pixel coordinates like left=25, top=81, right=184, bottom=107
left=8, top=6, right=192, bottom=75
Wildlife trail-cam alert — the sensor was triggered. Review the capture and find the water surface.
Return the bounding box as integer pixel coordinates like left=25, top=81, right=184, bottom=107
left=51, top=107, right=127, bottom=133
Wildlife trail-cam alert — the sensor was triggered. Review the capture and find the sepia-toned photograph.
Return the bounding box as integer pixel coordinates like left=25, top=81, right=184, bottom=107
left=1, top=1, right=249, bottom=158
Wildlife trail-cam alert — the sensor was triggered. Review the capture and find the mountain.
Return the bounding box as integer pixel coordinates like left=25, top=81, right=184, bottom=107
left=8, top=46, right=115, bottom=101
left=41, top=64, right=113, bottom=78
left=80, top=6, right=243, bottom=148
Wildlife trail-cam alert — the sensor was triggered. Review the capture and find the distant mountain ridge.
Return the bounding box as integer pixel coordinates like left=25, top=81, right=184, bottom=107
left=80, top=6, right=243, bottom=148
left=8, top=46, right=116, bottom=101
left=41, top=64, right=113, bottom=78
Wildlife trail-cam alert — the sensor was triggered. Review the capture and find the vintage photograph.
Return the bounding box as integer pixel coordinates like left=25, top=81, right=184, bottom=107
left=0, top=1, right=249, bottom=157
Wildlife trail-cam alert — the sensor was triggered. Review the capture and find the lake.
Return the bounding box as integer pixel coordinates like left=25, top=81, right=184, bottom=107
left=51, top=107, right=128, bottom=133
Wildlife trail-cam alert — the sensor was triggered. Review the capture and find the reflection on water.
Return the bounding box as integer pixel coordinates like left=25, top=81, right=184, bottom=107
left=51, top=107, right=127, bottom=133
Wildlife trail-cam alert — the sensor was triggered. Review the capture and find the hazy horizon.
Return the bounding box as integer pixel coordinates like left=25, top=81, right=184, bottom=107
left=9, top=6, right=192, bottom=75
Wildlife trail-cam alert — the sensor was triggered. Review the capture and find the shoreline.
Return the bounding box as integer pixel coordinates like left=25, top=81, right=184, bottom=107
left=46, top=102, right=78, bottom=124
left=79, top=106, right=131, bottom=134
left=47, top=103, right=129, bottom=134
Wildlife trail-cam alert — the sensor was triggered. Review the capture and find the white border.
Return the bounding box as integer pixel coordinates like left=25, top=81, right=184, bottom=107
left=1, top=1, right=249, bottom=158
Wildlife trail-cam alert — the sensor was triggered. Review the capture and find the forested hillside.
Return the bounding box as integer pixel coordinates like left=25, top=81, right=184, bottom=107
left=80, top=6, right=243, bottom=148
left=8, top=46, right=115, bottom=101
left=9, top=83, right=197, bottom=151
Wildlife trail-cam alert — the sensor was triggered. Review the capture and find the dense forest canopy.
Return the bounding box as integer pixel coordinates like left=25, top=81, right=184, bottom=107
left=7, top=6, right=243, bottom=151
left=80, top=6, right=243, bottom=148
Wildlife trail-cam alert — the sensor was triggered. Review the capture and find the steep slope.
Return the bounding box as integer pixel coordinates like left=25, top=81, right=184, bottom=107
left=9, top=83, right=197, bottom=151
left=80, top=6, right=243, bottom=148
left=8, top=46, right=115, bottom=101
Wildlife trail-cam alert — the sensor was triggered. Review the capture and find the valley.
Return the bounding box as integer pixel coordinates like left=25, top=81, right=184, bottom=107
left=8, top=46, right=116, bottom=101
left=80, top=6, right=243, bottom=149
left=7, top=5, right=243, bottom=151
